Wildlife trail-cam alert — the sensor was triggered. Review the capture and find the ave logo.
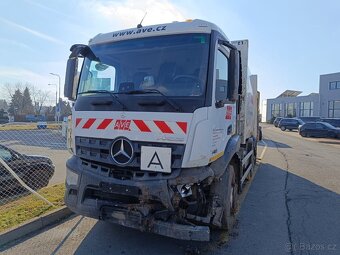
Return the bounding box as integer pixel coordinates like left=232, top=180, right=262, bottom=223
left=140, top=146, right=171, bottom=173
left=114, top=119, right=131, bottom=131
left=225, top=105, right=233, bottom=120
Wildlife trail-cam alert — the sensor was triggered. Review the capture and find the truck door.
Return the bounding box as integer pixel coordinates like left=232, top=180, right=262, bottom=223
left=209, top=44, right=236, bottom=159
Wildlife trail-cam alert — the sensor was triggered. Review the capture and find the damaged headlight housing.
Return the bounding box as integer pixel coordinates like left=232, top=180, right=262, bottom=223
left=177, top=184, right=193, bottom=198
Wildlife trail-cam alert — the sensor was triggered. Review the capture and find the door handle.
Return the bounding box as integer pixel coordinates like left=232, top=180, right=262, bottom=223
left=91, top=100, right=113, bottom=106
left=227, top=124, right=232, bottom=135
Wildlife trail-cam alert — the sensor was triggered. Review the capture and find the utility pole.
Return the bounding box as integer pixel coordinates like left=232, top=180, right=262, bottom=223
left=49, top=73, right=61, bottom=122
left=48, top=84, right=57, bottom=122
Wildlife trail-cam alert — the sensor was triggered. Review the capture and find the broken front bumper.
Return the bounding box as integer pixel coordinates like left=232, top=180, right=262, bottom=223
left=101, top=206, right=210, bottom=241
left=64, top=156, right=214, bottom=241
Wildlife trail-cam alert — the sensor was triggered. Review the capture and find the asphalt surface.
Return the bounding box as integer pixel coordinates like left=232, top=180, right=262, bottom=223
left=0, top=129, right=69, bottom=185
left=1, top=124, right=340, bottom=255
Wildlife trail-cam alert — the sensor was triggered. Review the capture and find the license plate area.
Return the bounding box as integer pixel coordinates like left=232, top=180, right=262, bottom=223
left=101, top=206, right=142, bottom=225
left=140, top=146, right=172, bottom=173
left=100, top=182, right=140, bottom=196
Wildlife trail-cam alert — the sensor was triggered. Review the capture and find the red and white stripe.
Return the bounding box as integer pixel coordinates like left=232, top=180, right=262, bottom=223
left=75, top=118, right=188, bottom=134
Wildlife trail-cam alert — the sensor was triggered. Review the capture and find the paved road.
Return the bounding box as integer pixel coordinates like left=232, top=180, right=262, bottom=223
left=1, top=124, right=340, bottom=254
left=0, top=129, right=69, bottom=185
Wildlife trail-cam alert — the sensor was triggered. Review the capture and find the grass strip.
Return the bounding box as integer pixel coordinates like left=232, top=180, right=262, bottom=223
left=0, top=124, right=61, bottom=131
left=0, top=184, right=65, bottom=233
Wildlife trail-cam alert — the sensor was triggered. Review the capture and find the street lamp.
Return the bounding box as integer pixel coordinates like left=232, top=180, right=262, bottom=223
left=49, top=73, right=61, bottom=122
left=48, top=84, right=57, bottom=122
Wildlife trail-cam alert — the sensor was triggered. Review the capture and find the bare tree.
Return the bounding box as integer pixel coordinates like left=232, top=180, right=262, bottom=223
left=0, top=99, right=8, bottom=111
left=1, top=83, right=51, bottom=115
left=2, top=82, right=23, bottom=99
left=29, top=85, right=51, bottom=114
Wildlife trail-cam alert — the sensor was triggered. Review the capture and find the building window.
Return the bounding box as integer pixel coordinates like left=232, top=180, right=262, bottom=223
left=299, top=101, right=314, bottom=117
left=329, top=81, right=340, bottom=90
left=271, top=103, right=282, bottom=117
left=328, top=100, right=340, bottom=118
left=285, top=103, right=297, bottom=117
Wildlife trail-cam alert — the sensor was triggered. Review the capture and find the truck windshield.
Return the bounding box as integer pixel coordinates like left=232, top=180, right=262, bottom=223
left=78, top=33, right=210, bottom=97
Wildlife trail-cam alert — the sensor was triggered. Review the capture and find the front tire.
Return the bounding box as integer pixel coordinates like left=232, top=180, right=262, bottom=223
left=221, top=164, right=238, bottom=231
left=280, top=126, right=286, bottom=131
left=300, top=132, right=306, bottom=137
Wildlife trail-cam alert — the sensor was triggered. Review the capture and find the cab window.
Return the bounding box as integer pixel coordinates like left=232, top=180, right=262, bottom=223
left=215, top=50, right=229, bottom=102
left=79, top=60, right=116, bottom=92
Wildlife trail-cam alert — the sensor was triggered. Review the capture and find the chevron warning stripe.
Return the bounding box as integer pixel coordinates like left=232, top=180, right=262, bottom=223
left=75, top=118, right=188, bottom=134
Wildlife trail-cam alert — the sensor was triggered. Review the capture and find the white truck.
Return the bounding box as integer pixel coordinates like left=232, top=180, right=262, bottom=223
left=63, top=19, right=258, bottom=241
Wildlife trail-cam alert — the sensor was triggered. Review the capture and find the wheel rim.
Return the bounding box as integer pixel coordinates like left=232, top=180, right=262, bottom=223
left=230, top=173, right=237, bottom=214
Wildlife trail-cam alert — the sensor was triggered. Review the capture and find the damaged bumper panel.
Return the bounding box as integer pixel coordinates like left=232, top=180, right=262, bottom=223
left=65, top=156, right=214, bottom=241
left=101, top=206, right=210, bottom=241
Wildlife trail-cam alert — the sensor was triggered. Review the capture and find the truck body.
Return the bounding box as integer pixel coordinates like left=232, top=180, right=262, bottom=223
left=63, top=19, right=258, bottom=241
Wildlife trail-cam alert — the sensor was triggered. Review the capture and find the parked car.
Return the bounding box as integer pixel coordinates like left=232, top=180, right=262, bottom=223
left=25, top=114, right=46, bottom=122
left=320, top=118, right=340, bottom=128
left=0, top=144, right=55, bottom=194
left=298, top=116, right=321, bottom=123
left=299, top=122, right=340, bottom=138
left=273, top=117, right=283, bottom=127
left=278, top=118, right=304, bottom=131
left=37, top=121, right=48, bottom=129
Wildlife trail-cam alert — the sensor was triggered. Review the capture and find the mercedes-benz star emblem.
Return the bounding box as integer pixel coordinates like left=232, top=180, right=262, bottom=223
left=111, top=138, right=134, bottom=165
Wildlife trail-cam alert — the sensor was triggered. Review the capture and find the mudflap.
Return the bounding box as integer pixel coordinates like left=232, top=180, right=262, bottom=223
left=101, top=206, right=210, bottom=242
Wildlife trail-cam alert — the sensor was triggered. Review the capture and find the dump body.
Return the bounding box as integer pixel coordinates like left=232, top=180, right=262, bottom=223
left=231, top=40, right=258, bottom=144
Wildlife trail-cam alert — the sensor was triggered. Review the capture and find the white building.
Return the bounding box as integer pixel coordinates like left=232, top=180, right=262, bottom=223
left=265, top=72, right=340, bottom=122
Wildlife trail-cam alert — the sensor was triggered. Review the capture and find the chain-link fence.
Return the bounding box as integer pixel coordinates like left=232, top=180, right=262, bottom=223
left=0, top=122, right=69, bottom=232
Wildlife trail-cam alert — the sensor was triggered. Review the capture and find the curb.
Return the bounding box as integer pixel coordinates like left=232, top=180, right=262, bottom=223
left=0, top=206, right=74, bottom=247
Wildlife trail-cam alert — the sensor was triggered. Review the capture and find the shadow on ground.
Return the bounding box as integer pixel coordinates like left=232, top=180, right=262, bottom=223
left=258, top=139, right=291, bottom=148
left=1, top=163, right=339, bottom=255
left=318, top=140, right=340, bottom=145
left=71, top=164, right=340, bottom=254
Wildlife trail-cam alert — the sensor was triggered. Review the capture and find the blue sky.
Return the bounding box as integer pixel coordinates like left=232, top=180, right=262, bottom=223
left=0, top=0, right=339, bottom=104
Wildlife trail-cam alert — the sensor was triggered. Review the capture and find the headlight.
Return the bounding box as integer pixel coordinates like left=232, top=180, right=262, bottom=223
left=66, top=168, right=79, bottom=186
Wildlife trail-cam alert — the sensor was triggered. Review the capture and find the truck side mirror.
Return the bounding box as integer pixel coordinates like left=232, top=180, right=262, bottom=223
left=228, top=48, right=240, bottom=102
left=64, top=57, right=79, bottom=101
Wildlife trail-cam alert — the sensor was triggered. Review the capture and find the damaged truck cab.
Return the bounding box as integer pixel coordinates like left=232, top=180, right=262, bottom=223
left=64, top=19, right=258, bottom=241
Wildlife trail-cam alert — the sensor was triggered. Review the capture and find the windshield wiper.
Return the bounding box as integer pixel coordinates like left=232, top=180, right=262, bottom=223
left=125, top=89, right=182, bottom=112
left=79, top=90, right=128, bottom=110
